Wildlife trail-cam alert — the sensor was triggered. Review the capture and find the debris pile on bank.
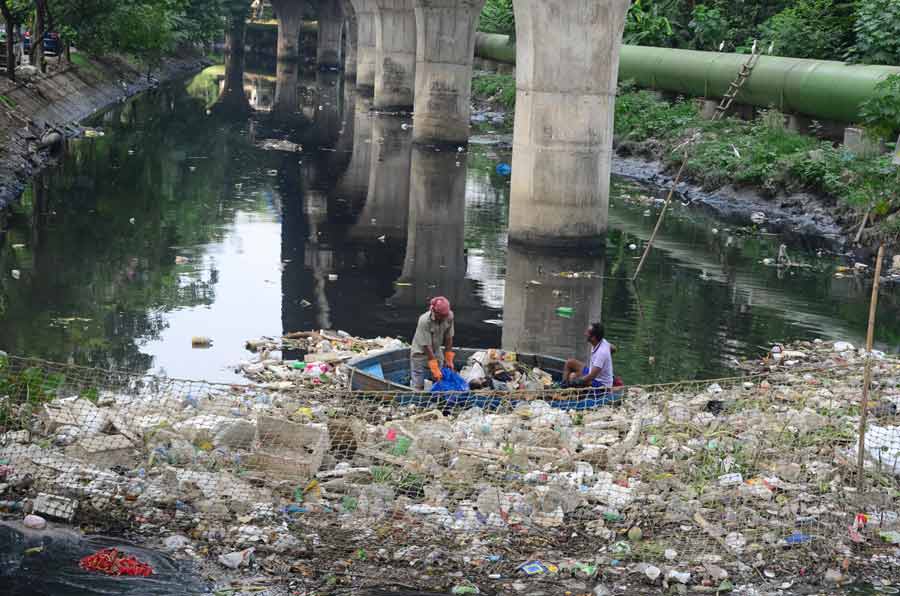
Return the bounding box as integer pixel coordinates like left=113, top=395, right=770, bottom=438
left=238, top=330, right=406, bottom=388
left=0, top=338, right=899, bottom=594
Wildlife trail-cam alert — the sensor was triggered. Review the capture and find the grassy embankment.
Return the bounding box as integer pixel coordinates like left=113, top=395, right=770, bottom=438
left=472, top=72, right=900, bottom=242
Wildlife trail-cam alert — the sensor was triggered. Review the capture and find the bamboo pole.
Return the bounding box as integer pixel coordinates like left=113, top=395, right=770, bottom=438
left=631, top=159, right=688, bottom=282
left=857, top=244, right=885, bottom=490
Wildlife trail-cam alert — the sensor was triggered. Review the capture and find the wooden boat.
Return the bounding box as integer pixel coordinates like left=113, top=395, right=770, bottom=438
left=347, top=348, right=621, bottom=411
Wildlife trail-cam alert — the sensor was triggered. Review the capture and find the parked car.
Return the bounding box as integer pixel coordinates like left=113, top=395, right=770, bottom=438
left=0, top=25, right=23, bottom=70
left=23, top=30, right=61, bottom=56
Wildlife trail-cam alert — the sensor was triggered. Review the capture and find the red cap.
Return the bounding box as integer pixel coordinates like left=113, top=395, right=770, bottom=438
left=430, top=296, right=451, bottom=318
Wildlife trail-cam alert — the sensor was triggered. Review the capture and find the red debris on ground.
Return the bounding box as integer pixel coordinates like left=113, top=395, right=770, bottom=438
left=79, top=548, right=154, bottom=577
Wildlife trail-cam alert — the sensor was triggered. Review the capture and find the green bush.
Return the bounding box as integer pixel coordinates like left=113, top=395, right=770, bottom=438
left=624, top=0, right=676, bottom=47
left=851, top=0, right=900, bottom=65
left=859, top=74, right=900, bottom=139
left=688, top=5, right=730, bottom=51
left=758, top=0, right=854, bottom=59
left=614, top=89, right=697, bottom=140
left=472, top=73, right=516, bottom=110
left=613, top=87, right=900, bottom=234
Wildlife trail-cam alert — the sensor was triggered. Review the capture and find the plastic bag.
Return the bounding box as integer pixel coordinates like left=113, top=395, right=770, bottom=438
left=431, top=368, right=468, bottom=392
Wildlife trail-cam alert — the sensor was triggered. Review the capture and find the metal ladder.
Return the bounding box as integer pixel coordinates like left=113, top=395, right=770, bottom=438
left=714, top=43, right=762, bottom=118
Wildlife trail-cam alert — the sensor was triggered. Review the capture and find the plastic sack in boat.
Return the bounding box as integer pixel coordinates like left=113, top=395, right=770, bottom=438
left=431, top=368, right=468, bottom=392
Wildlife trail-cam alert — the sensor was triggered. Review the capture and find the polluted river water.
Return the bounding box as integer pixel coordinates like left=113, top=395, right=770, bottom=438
left=0, top=66, right=896, bottom=384
left=0, top=64, right=898, bottom=595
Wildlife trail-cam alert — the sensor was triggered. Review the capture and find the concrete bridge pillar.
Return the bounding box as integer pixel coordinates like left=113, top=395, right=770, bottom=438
left=343, top=0, right=358, bottom=78
left=508, top=0, right=630, bottom=249
left=349, top=0, right=378, bottom=93
left=373, top=0, right=417, bottom=110
left=274, top=56, right=300, bottom=116
left=317, top=0, right=345, bottom=69
left=412, top=0, right=485, bottom=145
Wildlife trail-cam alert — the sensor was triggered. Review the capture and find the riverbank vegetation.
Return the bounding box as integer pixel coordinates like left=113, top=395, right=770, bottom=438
left=0, top=0, right=247, bottom=81
left=478, top=0, right=900, bottom=65
left=471, top=72, right=900, bottom=242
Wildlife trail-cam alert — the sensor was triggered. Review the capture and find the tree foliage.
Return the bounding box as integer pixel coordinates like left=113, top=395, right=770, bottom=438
left=851, top=0, right=900, bottom=65
left=687, top=5, right=729, bottom=51
left=475, top=0, right=900, bottom=65
left=758, top=0, right=854, bottom=60
left=624, top=0, right=675, bottom=47
left=859, top=74, right=900, bottom=139
left=479, top=0, right=515, bottom=39
left=0, top=0, right=235, bottom=76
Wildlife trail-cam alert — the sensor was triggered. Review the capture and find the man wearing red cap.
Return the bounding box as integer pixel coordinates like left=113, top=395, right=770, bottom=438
left=410, top=296, right=455, bottom=390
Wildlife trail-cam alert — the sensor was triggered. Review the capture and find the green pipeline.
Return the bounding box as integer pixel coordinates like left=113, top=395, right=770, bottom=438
left=474, top=33, right=900, bottom=124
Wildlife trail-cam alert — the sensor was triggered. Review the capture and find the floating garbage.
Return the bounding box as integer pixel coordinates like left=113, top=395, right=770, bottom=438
left=23, top=514, right=46, bottom=529
left=556, top=306, right=574, bottom=318
left=495, top=163, right=511, bottom=176
left=257, top=139, right=302, bottom=153
left=191, top=336, right=212, bottom=349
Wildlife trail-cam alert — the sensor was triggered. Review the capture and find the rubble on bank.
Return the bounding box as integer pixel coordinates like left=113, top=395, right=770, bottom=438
left=0, top=336, right=899, bottom=595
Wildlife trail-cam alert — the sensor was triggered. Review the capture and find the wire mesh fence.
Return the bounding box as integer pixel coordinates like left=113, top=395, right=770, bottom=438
left=1, top=349, right=899, bottom=592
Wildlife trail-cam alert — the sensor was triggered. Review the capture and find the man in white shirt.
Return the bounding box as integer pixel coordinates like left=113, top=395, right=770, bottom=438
left=563, top=322, right=614, bottom=388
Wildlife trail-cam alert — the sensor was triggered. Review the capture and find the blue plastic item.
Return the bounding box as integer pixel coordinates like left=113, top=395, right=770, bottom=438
left=431, top=368, right=469, bottom=393
left=784, top=532, right=812, bottom=545
left=495, top=163, right=511, bottom=176
left=359, top=361, right=385, bottom=379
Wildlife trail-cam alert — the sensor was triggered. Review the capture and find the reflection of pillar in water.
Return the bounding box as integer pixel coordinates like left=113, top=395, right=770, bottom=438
left=333, top=89, right=371, bottom=216
left=273, top=58, right=300, bottom=117
left=272, top=0, right=304, bottom=115
left=502, top=245, right=605, bottom=360
left=247, top=74, right=276, bottom=112
left=304, top=190, right=333, bottom=330
left=317, top=0, right=344, bottom=69
left=313, top=72, right=343, bottom=146
left=342, top=0, right=358, bottom=78
left=281, top=157, right=315, bottom=338
left=348, top=114, right=412, bottom=246
left=217, top=14, right=250, bottom=112
left=348, top=0, right=377, bottom=92
left=394, top=146, right=467, bottom=306
left=30, top=173, right=49, bottom=274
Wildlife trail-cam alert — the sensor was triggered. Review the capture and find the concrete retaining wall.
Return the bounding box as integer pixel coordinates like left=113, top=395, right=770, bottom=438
left=0, top=54, right=209, bottom=210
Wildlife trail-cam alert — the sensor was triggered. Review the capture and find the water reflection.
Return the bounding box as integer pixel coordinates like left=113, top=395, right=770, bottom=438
left=502, top=246, right=605, bottom=361
left=396, top=147, right=468, bottom=309
left=0, top=69, right=897, bottom=382
left=348, top=114, right=411, bottom=249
